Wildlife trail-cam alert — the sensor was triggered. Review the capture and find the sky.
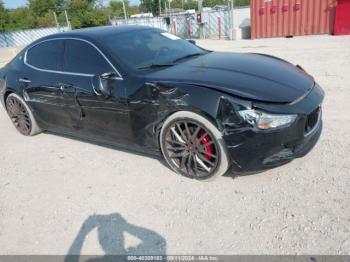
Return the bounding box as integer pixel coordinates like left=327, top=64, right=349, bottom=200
left=3, top=0, right=27, bottom=9
left=3, top=0, right=139, bottom=9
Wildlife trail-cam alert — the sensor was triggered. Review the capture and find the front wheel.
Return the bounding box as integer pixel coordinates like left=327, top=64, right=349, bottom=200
left=160, top=111, right=230, bottom=180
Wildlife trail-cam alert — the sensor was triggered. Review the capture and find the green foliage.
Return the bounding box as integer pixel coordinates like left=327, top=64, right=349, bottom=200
left=1, top=7, right=36, bottom=32
left=0, top=1, right=8, bottom=32
left=108, top=0, right=138, bottom=18
left=139, top=0, right=157, bottom=15
left=66, top=0, right=107, bottom=28
left=28, top=0, right=65, bottom=16
left=170, top=0, right=196, bottom=10
left=202, top=0, right=227, bottom=8
left=234, top=0, right=250, bottom=7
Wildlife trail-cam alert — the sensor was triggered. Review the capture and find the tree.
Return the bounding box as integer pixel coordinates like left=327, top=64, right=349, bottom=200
left=5, top=8, right=36, bottom=31
left=139, top=0, right=156, bottom=14
left=0, top=1, right=8, bottom=32
left=28, top=0, right=66, bottom=16
left=139, top=0, right=166, bottom=15
left=234, top=0, right=250, bottom=7
left=109, top=0, right=127, bottom=18
left=65, top=0, right=107, bottom=29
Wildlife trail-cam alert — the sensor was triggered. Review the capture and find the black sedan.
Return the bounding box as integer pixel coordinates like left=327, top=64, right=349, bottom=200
left=0, top=26, right=324, bottom=180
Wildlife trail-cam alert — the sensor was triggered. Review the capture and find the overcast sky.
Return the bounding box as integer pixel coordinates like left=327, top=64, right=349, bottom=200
left=3, top=0, right=140, bottom=9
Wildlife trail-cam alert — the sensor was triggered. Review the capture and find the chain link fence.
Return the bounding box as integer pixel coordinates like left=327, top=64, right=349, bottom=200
left=114, top=7, right=250, bottom=40
left=0, top=26, right=70, bottom=48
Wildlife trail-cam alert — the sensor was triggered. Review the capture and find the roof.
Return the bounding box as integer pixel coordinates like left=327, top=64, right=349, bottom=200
left=37, top=25, right=156, bottom=42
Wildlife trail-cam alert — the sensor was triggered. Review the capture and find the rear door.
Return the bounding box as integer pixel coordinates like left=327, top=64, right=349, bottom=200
left=23, top=39, right=77, bottom=132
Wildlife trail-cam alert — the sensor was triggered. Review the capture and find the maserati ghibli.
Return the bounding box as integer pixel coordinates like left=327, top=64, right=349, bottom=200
left=0, top=26, right=324, bottom=180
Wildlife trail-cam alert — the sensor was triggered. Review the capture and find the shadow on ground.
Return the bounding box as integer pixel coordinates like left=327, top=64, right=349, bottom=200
left=64, top=213, right=166, bottom=262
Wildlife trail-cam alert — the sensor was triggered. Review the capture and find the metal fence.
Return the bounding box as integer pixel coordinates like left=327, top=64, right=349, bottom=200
left=0, top=26, right=70, bottom=48
left=115, top=11, right=231, bottom=39
left=115, top=7, right=250, bottom=39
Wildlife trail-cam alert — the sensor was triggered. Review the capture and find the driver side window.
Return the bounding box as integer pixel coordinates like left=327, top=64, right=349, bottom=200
left=63, top=39, right=113, bottom=75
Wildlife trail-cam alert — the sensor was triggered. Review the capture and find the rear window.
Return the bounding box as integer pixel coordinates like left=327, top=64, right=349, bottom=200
left=26, top=40, right=64, bottom=71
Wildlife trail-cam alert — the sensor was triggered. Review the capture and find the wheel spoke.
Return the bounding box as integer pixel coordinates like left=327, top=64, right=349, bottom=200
left=184, top=122, right=191, bottom=140
left=175, top=123, right=187, bottom=142
left=167, top=145, right=186, bottom=151
left=197, top=149, right=217, bottom=159
left=170, top=127, right=186, bottom=144
left=166, top=139, right=185, bottom=146
left=198, top=132, right=208, bottom=143
left=198, top=141, right=214, bottom=151
left=195, top=155, right=211, bottom=172
left=180, top=153, right=188, bottom=169
left=187, top=154, right=194, bottom=175
left=171, top=151, right=187, bottom=158
left=191, top=126, right=201, bottom=141
left=193, top=154, right=199, bottom=175
left=197, top=153, right=216, bottom=167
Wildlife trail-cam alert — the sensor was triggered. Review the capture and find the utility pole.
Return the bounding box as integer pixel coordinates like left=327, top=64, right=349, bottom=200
left=52, top=11, right=59, bottom=29
left=64, top=10, right=71, bottom=29
left=198, top=0, right=203, bottom=38
left=122, top=1, right=128, bottom=23
left=229, top=0, right=235, bottom=40
left=159, top=0, right=162, bottom=16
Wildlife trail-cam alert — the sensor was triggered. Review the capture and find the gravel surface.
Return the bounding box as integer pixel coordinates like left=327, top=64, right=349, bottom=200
left=0, top=35, right=349, bottom=255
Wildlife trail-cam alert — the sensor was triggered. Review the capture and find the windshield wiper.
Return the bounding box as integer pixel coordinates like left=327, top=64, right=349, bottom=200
left=172, top=53, right=205, bottom=63
left=136, top=63, right=174, bottom=70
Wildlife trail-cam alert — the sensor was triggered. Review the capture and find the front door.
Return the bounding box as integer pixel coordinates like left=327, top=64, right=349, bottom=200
left=58, top=39, right=130, bottom=145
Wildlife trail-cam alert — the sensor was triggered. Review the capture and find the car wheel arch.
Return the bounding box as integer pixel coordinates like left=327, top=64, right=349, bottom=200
left=154, top=107, right=222, bottom=150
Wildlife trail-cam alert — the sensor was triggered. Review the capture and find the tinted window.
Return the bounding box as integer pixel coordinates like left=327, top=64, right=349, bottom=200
left=26, top=40, right=64, bottom=70
left=63, top=40, right=113, bottom=75
left=103, top=29, right=206, bottom=70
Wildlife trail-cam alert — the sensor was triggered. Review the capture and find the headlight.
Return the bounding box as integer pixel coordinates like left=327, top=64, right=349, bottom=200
left=238, top=109, right=297, bottom=130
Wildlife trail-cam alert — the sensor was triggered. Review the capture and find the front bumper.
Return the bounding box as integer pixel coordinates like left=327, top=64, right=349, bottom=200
left=225, top=116, right=322, bottom=174
left=223, top=84, right=324, bottom=174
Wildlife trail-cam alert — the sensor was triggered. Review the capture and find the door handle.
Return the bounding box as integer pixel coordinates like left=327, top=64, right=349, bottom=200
left=18, top=78, right=31, bottom=83
left=59, top=84, right=75, bottom=93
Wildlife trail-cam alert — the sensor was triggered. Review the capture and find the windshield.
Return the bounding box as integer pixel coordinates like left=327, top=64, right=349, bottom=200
left=103, top=29, right=206, bottom=71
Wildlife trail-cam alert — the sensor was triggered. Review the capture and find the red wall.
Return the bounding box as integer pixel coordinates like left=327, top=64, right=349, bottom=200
left=334, top=0, right=350, bottom=35
left=251, top=0, right=337, bottom=39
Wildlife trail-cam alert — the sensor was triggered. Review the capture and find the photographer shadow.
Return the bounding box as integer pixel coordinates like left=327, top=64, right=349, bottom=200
left=64, top=213, right=166, bottom=262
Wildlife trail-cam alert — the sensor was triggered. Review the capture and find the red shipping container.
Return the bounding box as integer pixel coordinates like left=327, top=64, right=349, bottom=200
left=251, top=0, right=337, bottom=39
left=334, top=0, right=350, bottom=35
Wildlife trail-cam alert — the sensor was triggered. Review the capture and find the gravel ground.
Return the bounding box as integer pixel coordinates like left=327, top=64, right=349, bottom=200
left=0, top=35, right=350, bottom=255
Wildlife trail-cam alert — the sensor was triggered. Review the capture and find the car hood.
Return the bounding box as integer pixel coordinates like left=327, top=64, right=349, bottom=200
left=146, top=52, right=314, bottom=103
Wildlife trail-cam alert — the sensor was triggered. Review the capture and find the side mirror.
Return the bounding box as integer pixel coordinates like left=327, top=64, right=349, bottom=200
left=92, top=72, right=117, bottom=97
left=188, top=39, right=196, bottom=45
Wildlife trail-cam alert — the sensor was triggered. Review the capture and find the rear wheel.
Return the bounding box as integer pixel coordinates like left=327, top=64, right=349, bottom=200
left=6, top=93, right=41, bottom=136
left=160, top=111, right=230, bottom=180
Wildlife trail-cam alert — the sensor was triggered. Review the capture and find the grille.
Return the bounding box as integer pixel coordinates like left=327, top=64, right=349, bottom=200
left=305, top=107, right=320, bottom=135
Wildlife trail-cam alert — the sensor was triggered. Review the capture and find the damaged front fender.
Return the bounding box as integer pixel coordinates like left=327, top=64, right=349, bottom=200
left=127, top=81, right=253, bottom=152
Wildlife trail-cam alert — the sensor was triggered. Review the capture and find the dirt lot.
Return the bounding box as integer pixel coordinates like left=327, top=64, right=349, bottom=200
left=0, top=35, right=350, bottom=256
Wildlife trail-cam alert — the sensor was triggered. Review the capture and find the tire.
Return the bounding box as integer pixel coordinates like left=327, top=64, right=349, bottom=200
left=160, top=111, right=230, bottom=181
left=5, top=93, right=41, bottom=136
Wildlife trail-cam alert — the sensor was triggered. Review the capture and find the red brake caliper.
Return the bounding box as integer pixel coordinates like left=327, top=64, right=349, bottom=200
left=200, top=131, right=213, bottom=160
